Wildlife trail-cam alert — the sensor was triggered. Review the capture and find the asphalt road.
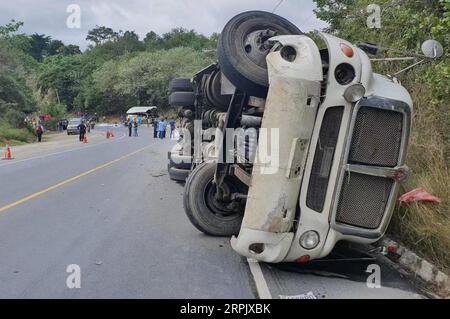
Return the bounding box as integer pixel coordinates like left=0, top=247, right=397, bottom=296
left=0, top=126, right=424, bottom=299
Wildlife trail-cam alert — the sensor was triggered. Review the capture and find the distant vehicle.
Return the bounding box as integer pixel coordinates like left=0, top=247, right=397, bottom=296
left=67, top=118, right=82, bottom=135
left=126, top=106, right=158, bottom=125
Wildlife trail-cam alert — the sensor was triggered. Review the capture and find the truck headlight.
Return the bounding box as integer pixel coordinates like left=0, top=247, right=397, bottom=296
left=343, top=83, right=366, bottom=103
left=300, top=231, right=320, bottom=250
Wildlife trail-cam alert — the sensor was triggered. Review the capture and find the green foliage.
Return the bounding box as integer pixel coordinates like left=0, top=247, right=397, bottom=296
left=0, top=37, right=37, bottom=129
left=1, top=21, right=217, bottom=132
left=40, top=101, right=67, bottom=119
left=0, top=124, right=34, bottom=146
left=88, top=47, right=215, bottom=115
left=86, top=26, right=119, bottom=45
left=37, top=54, right=84, bottom=110
left=160, top=28, right=215, bottom=50
left=0, top=20, right=23, bottom=38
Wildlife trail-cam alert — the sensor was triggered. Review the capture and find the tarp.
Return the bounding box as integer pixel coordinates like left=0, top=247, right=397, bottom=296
left=399, top=188, right=442, bottom=204
left=126, top=106, right=157, bottom=115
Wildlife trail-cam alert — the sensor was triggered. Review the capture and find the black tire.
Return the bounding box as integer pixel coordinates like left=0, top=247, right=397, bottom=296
left=218, top=11, right=302, bottom=97
left=168, top=165, right=190, bottom=182
left=169, top=78, right=193, bottom=92
left=183, top=162, right=243, bottom=236
left=205, top=70, right=232, bottom=112
left=169, top=92, right=195, bottom=107
left=168, top=152, right=192, bottom=170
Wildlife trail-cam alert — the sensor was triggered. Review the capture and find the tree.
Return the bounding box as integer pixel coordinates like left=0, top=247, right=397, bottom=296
left=46, top=40, right=65, bottom=56
left=90, top=47, right=216, bottom=114
left=0, top=20, right=24, bottom=38
left=0, top=38, right=37, bottom=127
left=114, top=30, right=144, bottom=53
left=86, top=26, right=118, bottom=46
left=60, top=44, right=81, bottom=56
left=37, top=55, right=83, bottom=110
left=161, top=28, right=211, bottom=50
left=28, top=33, right=51, bottom=61
left=144, top=31, right=162, bottom=51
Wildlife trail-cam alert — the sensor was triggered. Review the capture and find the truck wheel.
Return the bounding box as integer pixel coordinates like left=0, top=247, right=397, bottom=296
left=205, top=70, right=232, bottom=112
left=183, top=162, right=243, bottom=236
left=169, top=78, right=193, bottom=92
left=218, top=11, right=302, bottom=97
left=169, top=92, right=195, bottom=107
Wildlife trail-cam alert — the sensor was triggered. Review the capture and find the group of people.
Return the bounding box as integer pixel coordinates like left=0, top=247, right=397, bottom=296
left=153, top=118, right=176, bottom=139
left=128, top=120, right=139, bottom=137
left=33, top=116, right=177, bottom=144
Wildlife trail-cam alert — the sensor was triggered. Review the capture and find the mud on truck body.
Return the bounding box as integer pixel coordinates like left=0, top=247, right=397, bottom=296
left=166, top=11, right=440, bottom=264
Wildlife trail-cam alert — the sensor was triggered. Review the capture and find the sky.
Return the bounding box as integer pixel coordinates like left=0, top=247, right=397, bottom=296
left=0, top=0, right=328, bottom=50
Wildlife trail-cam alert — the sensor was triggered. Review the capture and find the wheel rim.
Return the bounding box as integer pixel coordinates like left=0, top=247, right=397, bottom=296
left=203, top=179, right=240, bottom=219
left=242, top=29, right=278, bottom=68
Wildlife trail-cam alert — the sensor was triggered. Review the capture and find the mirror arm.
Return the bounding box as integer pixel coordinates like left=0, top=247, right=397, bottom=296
left=371, top=57, right=416, bottom=62
left=393, top=59, right=426, bottom=76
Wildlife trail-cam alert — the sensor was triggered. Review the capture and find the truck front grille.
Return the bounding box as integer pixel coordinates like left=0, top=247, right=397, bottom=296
left=336, top=172, right=393, bottom=229
left=349, top=107, right=403, bottom=167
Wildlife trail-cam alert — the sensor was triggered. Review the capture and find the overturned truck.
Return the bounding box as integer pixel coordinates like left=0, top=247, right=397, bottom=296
left=167, top=11, right=442, bottom=263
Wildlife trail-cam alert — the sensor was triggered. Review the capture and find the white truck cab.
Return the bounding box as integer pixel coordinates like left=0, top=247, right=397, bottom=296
left=231, top=32, right=413, bottom=263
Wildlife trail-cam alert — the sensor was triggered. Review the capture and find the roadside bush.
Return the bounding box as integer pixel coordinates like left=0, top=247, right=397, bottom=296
left=2, top=107, right=26, bottom=128
left=0, top=123, right=34, bottom=146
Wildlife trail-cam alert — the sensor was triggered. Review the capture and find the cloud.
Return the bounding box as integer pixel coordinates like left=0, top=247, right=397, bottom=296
left=0, top=0, right=327, bottom=49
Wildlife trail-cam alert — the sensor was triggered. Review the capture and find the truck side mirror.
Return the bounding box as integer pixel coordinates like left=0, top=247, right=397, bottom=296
left=421, top=40, right=444, bottom=59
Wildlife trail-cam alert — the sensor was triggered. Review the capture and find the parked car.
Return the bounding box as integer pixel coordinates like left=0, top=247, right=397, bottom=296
left=66, top=118, right=82, bottom=135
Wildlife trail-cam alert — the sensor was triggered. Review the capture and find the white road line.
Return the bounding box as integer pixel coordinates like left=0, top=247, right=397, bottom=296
left=247, top=258, right=272, bottom=299
left=0, top=132, right=127, bottom=168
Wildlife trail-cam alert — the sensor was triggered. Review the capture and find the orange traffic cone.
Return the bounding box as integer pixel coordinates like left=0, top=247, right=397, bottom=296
left=110, top=131, right=115, bottom=138
left=83, top=135, right=88, bottom=144
left=3, top=144, right=12, bottom=160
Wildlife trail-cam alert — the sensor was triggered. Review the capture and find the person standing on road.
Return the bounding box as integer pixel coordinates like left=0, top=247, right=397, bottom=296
left=78, top=121, right=87, bottom=142
left=158, top=118, right=167, bottom=139
left=133, top=121, right=139, bottom=137
left=162, top=119, right=167, bottom=139
left=35, top=123, right=44, bottom=143
left=128, top=120, right=133, bottom=137
left=169, top=119, right=176, bottom=139
left=153, top=119, right=159, bottom=138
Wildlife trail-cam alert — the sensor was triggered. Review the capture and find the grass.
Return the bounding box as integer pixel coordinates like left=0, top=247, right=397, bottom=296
left=0, top=124, right=35, bottom=147
left=389, top=77, right=450, bottom=273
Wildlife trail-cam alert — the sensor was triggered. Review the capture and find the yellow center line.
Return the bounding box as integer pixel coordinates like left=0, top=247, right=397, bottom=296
left=0, top=145, right=151, bottom=214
